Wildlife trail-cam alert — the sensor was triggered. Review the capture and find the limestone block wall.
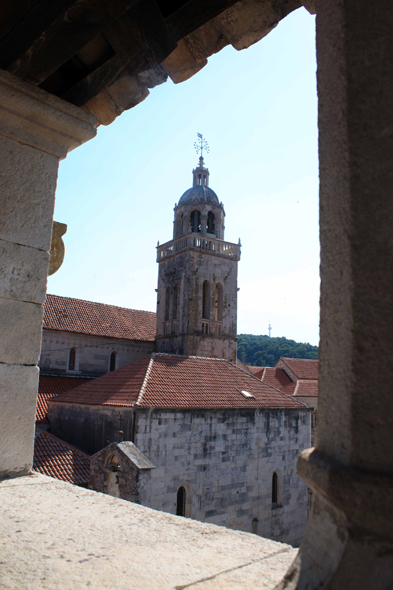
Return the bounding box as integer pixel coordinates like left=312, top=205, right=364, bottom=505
left=156, top=249, right=238, bottom=360
left=48, top=403, right=135, bottom=454
left=40, top=330, right=154, bottom=377
left=135, top=407, right=310, bottom=546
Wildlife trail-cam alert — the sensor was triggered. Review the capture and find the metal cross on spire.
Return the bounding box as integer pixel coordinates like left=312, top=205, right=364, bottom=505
left=194, top=133, right=210, bottom=160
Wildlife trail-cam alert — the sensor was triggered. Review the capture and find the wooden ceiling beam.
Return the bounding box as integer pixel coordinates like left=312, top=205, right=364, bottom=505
left=166, top=0, right=240, bottom=42
left=0, top=0, right=37, bottom=42
left=103, top=0, right=177, bottom=75
left=0, top=0, right=75, bottom=71
left=61, top=0, right=176, bottom=106
left=5, top=0, right=139, bottom=85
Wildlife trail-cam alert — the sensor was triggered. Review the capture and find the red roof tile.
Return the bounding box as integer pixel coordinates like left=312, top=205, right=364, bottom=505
left=279, top=358, right=319, bottom=380
left=33, top=429, right=90, bottom=485
left=37, top=375, right=93, bottom=423
left=293, top=380, right=319, bottom=397
left=247, top=366, right=264, bottom=379
left=261, top=367, right=296, bottom=395
left=43, top=294, right=156, bottom=342
left=50, top=354, right=305, bottom=410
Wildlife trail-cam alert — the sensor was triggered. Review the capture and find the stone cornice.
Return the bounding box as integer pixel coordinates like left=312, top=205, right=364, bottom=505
left=0, top=70, right=97, bottom=159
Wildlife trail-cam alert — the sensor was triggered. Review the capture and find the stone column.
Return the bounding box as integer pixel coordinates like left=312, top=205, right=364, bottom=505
left=201, top=214, right=207, bottom=236
left=0, top=70, right=97, bottom=477
left=277, top=0, right=393, bottom=588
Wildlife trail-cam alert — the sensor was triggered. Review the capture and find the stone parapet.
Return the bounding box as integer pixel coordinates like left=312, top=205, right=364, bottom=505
left=157, top=234, right=241, bottom=262
left=0, top=473, right=297, bottom=589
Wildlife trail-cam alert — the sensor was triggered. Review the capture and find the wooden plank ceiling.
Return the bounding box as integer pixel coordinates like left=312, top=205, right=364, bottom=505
left=0, top=0, right=239, bottom=107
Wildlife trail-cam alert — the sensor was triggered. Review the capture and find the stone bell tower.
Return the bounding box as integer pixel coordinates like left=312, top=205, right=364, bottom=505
left=155, top=138, right=241, bottom=362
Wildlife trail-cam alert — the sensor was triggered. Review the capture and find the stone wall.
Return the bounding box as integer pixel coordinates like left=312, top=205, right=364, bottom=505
left=156, top=249, right=238, bottom=361
left=40, top=329, right=154, bottom=377
left=135, top=407, right=310, bottom=546
left=89, top=442, right=153, bottom=504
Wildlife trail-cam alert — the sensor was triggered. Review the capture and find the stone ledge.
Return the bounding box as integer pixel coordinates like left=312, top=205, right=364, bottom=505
left=0, top=69, right=97, bottom=159
left=0, top=473, right=295, bottom=589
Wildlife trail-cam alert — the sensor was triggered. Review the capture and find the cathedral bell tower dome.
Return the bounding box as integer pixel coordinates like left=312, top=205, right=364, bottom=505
left=155, top=136, right=241, bottom=362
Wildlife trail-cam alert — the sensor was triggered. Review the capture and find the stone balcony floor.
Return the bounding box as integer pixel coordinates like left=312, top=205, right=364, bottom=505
left=0, top=473, right=296, bottom=589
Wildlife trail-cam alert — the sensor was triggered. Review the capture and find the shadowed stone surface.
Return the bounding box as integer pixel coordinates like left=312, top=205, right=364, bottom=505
left=0, top=473, right=296, bottom=590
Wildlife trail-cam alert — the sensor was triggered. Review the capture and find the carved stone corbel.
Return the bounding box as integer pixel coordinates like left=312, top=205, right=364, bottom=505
left=49, top=221, right=67, bottom=275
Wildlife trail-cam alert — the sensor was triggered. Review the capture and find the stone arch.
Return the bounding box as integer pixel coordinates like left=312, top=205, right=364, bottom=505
left=202, top=280, right=210, bottom=320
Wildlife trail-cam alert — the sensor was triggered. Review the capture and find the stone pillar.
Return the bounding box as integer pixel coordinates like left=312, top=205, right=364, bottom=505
left=277, top=0, right=393, bottom=588
left=0, top=70, right=97, bottom=477
left=201, top=214, right=207, bottom=236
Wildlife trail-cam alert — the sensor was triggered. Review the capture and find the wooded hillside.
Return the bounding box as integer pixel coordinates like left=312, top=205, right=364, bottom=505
left=238, top=334, right=318, bottom=367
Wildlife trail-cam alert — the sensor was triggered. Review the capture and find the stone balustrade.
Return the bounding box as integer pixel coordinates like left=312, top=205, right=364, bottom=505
left=157, top=234, right=241, bottom=262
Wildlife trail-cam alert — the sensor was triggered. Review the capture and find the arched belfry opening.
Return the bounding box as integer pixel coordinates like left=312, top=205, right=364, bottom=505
left=215, top=283, right=223, bottom=322
left=207, top=211, right=215, bottom=234
left=190, top=210, right=201, bottom=233
left=165, top=286, right=170, bottom=321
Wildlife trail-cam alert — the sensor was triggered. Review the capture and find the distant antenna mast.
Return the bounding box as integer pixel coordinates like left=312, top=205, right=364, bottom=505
left=194, top=133, right=210, bottom=161
left=268, top=321, right=272, bottom=338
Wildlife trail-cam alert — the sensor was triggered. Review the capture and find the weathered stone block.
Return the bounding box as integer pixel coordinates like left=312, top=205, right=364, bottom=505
left=0, top=135, right=58, bottom=251
left=0, top=239, right=49, bottom=304
left=0, top=363, right=38, bottom=476
left=0, top=298, right=43, bottom=365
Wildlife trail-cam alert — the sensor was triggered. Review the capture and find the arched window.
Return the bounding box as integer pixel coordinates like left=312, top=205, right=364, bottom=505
left=207, top=211, right=215, bottom=233
left=165, top=286, right=170, bottom=321
left=190, top=210, right=201, bottom=233
left=272, top=472, right=278, bottom=504
left=180, top=213, right=184, bottom=235
left=173, top=284, right=178, bottom=319
left=109, top=351, right=116, bottom=372
left=215, top=283, right=223, bottom=322
left=68, top=348, right=76, bottom=371
left=177, top=486, right=186, bottom=516
left=202, top=280, right=210, bottom=320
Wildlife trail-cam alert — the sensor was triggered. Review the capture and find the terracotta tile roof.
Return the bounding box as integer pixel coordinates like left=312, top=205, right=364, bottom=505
left=43, top=294, right=156, bottom=342
left=50, top=355, right=151, bottom=407
left=293, top=380, right=319, bottom=397
left=279, top=358, right=319, bottom=380
left=50, top=354, right=305, bottom=410
left=37, top=375, right=93, bottom=423
left=247, top=366, right=264, bottom=379
left=261, top=367, right=296, bottom=395
left=33, top=429, right=90, bottom=485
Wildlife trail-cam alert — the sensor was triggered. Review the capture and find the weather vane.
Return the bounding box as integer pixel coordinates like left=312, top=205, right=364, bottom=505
left=194, top=133, right=210, bottom=159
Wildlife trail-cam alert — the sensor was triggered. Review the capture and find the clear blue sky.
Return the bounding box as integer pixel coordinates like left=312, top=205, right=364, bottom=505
left=48, top=8, right=319, bottom=346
